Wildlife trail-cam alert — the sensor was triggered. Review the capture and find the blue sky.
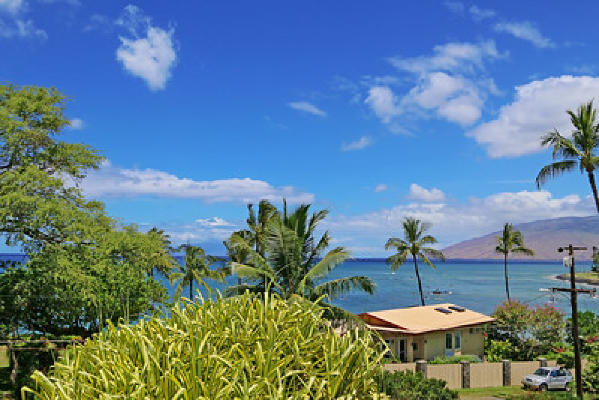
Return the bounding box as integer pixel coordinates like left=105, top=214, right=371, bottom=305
left=3, top=0, right=599, bottom=256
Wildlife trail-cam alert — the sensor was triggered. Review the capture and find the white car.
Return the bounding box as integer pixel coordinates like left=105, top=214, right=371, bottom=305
left=522, top=366, right=573, bottom=391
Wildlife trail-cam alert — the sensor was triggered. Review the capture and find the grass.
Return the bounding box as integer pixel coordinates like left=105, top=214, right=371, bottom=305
left=575, top=272, right=599, bottom=281
left=457, top=386, right=595, bottom=399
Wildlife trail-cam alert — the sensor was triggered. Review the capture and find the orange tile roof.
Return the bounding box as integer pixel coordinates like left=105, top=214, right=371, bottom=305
left=359, top=303, right=494, bottom=335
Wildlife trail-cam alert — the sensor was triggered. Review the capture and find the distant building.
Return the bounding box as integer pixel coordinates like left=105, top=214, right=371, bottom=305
left=358, top=304, right=494, bottom=362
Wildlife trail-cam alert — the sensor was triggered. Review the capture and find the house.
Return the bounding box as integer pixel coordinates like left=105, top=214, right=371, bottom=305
left=358, top=303, right=494, bottom=362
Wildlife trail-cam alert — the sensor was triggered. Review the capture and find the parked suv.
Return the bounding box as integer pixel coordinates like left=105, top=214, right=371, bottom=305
left=522, top=366, right=572, bottom=391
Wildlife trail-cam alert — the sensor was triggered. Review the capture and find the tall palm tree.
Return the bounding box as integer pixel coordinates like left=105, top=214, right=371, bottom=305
left=495, top=223, right=534, bottom=301
left=147, top=227, right=175, bottom=278
left=228, top=202, right=375, bottom=312
left=385, top=217, right=445, bottom=306
left=536, top=100, right=599, bottom=213
left=223, top=229, right=254, bottom=287
left=172, top=244, right=224, bottom=300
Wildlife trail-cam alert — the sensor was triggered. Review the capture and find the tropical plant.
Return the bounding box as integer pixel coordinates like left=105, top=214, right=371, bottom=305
left=23, top=292, right=386, bottom=399
left=488, top=301, right=566, bottom=360
left=495, top=223, right=534, bottom=301
left=385, top=217, right=445, bottom=306
left=227, top=202, right=375, bottom=315
left=246, top=199, right=276, bottom=256
left=536, top=100, right=599, bottom=213
left=171, top=244, right=225, bottom=300
left=375, top=370, right=457, bottom=400
left=583, top=347, right=599, bottom=393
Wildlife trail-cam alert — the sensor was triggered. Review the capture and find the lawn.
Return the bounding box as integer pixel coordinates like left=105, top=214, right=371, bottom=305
left=575, top=272, right=599, bottom=281
left=457, top=386, right=594, bottom=399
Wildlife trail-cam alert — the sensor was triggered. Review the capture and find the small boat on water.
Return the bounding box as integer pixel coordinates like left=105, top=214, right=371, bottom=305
left=432, top=289, right=452, bottom=295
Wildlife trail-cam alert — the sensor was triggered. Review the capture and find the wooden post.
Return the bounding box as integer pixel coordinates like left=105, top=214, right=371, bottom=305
left=502, top=360, right=511, bottom=387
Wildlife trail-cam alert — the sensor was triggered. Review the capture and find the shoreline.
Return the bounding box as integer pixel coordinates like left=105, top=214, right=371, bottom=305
left=555, top=273, right=599, bottom=286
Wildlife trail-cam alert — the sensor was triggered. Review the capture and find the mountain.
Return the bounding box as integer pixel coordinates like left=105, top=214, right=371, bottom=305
left=442, top=216, right=599, bottom=260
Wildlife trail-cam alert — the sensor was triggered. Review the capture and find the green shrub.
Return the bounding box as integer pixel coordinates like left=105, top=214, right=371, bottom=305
left=556, top=351, right=575, bottom=369
left=486, top=339, right=515, bottom=361
left=429, top=354, right=480, bottom=364
left=375, top=370, right=457, bottom=399
left=23, top=292, right=385, bottom=399
left=583, top=348, right=599, bottom=393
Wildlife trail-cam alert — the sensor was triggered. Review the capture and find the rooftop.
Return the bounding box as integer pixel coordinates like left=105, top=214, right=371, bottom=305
left=359, top=303, right=494, bottom=335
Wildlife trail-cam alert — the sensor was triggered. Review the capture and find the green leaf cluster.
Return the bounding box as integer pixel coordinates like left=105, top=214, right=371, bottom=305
left=23, top=291, right=385, bottom=399
left=375, top=370, right=457, bottom=400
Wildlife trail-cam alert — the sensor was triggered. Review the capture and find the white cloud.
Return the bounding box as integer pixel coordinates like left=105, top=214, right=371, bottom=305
left=468, top=5, right=496, bottom=21
left=80, top=161, right=314, bottom=204
left=0, top=17, right=45, bottom=39
left=408, top=184, right=446, bottom=202
left=467, top=75, right=599, bottom=158
left=195, top=217, right=234, bottom=227
left=327, top=190, right=593, bottom=256
left=69, top=118, right=84, bottom=130
left=288, top=101, right=327, bottom=117
left=389, top=40, right=503, bottom=75
left=365, top=86, right=400, bottom=123
left=341, top=136, right=373, bottom=152
left=115, top=5, right=177, bottom=91
left=494, top=21, right=555, bottom=48
left=443, top=1, right=464, bottom=14
left=0, top=0, right=24, bottom=14
left=374, top=184, right=388, bottom=192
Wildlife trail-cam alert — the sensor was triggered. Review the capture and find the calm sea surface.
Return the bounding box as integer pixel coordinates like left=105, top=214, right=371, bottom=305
left=3, top=254, right=598, bottom=316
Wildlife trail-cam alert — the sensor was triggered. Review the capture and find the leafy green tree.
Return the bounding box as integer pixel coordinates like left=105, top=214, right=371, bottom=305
left=228, top=202, right=375, bottom=313
left=172, top=244, right=225, bottom=300
left=0, top=225, right=171, bottom=338
left=536, top=100, right=599, bottom=213
left=0, top=84, right=104, bottom=250
left=495, top=223, right=534, bottom=301
left=246, top=200, right=276, bottom=256
left=223, top=229, right=254, bottom=287
left=385, top=217, right=445, bottom=306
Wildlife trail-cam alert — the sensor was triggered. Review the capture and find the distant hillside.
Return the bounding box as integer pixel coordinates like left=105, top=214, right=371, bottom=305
left=442, top=216, right=599, bottom=260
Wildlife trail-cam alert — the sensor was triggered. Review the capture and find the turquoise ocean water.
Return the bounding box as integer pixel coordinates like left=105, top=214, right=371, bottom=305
left=2, top=254, right=598, bottom=316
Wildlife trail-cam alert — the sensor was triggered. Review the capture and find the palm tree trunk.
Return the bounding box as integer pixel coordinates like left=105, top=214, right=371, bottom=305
left=189, top=281, right=193, bottom=301
left=413, top=254, right=425, bottom=306
left=587, top=171, right=599, bottom=213
left=504, top=253, right=510, bottom=301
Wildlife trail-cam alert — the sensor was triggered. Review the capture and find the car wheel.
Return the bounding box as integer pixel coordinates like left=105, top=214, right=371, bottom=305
left=539, top=384, right=548, bottom=392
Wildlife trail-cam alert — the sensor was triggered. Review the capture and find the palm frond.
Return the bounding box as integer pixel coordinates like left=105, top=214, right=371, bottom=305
left=535, top=160, right=578, bottom=188
left=313, top=276, right=375, bottom=300
left=299, top=247, right=351, bottom=293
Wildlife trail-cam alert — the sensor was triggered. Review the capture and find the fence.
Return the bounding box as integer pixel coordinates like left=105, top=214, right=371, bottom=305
left=384, top=357, right=583, bottom=390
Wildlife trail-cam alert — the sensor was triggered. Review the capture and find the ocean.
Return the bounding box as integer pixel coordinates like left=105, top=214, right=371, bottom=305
left=2, top=254, right=597, bottom=316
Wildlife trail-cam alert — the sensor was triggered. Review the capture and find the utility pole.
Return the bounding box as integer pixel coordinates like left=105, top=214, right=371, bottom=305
left=550, top=244, right=595, bottom=399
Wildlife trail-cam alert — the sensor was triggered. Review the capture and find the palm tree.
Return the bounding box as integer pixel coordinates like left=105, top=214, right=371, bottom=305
left=385, top=217, right=445, bottom=306
left=146, top=227, right=175, bottom=278
left=536, top=100, right=599, bottom=213
left=246, top=200, right=277, bottom=256
left=172, top=244, right=224, bottom=300
left=223, top=229, right=254, bottom=287
left=228, top=202, right=375, bottom=313
left=495, top=223, right=534, bottom=301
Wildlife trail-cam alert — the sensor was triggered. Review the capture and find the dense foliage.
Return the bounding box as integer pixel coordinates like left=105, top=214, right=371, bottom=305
left=428, top=354, right=481, bottom=364
left=375, top=370, right=457, bottom=400
left=487, top=301, right=566, bottom=360
left=24, top=292, right=385, bottom=399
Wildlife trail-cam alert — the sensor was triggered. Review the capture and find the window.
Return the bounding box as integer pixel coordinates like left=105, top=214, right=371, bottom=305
left=455, top=332, right=461, bottom=349
left=445, top=333, right=452, bottom=349
left=412, top=342, right=418, bottom=351
left=550, top=370, right=558, bottom=377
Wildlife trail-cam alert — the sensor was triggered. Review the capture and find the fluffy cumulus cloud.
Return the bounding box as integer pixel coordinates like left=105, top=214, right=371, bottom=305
left=326, top=190, right=594, bottom=256
left=341, top=136, right=373, bottom=152
left=80, top=161, right=314, bottom=204
left=374, top=184, right=388, bottom=192
left=0, top=0, right=24, bottom=14
left=364, top=41, right=503, bottom=128
left=408, top=184, right=446, bottom=202
left=115, top=5, right=177, bottom=91
left=494, top=21, right=555, bottom=48
left=195, top=217, right=235, bottom=227
left=468, top=75, right=599, bottom=158
left=288, top=101, right=327, bottom=117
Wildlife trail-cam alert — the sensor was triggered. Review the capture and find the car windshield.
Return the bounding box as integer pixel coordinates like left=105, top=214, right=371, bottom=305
left=533, top=368, right=549, bottom=376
